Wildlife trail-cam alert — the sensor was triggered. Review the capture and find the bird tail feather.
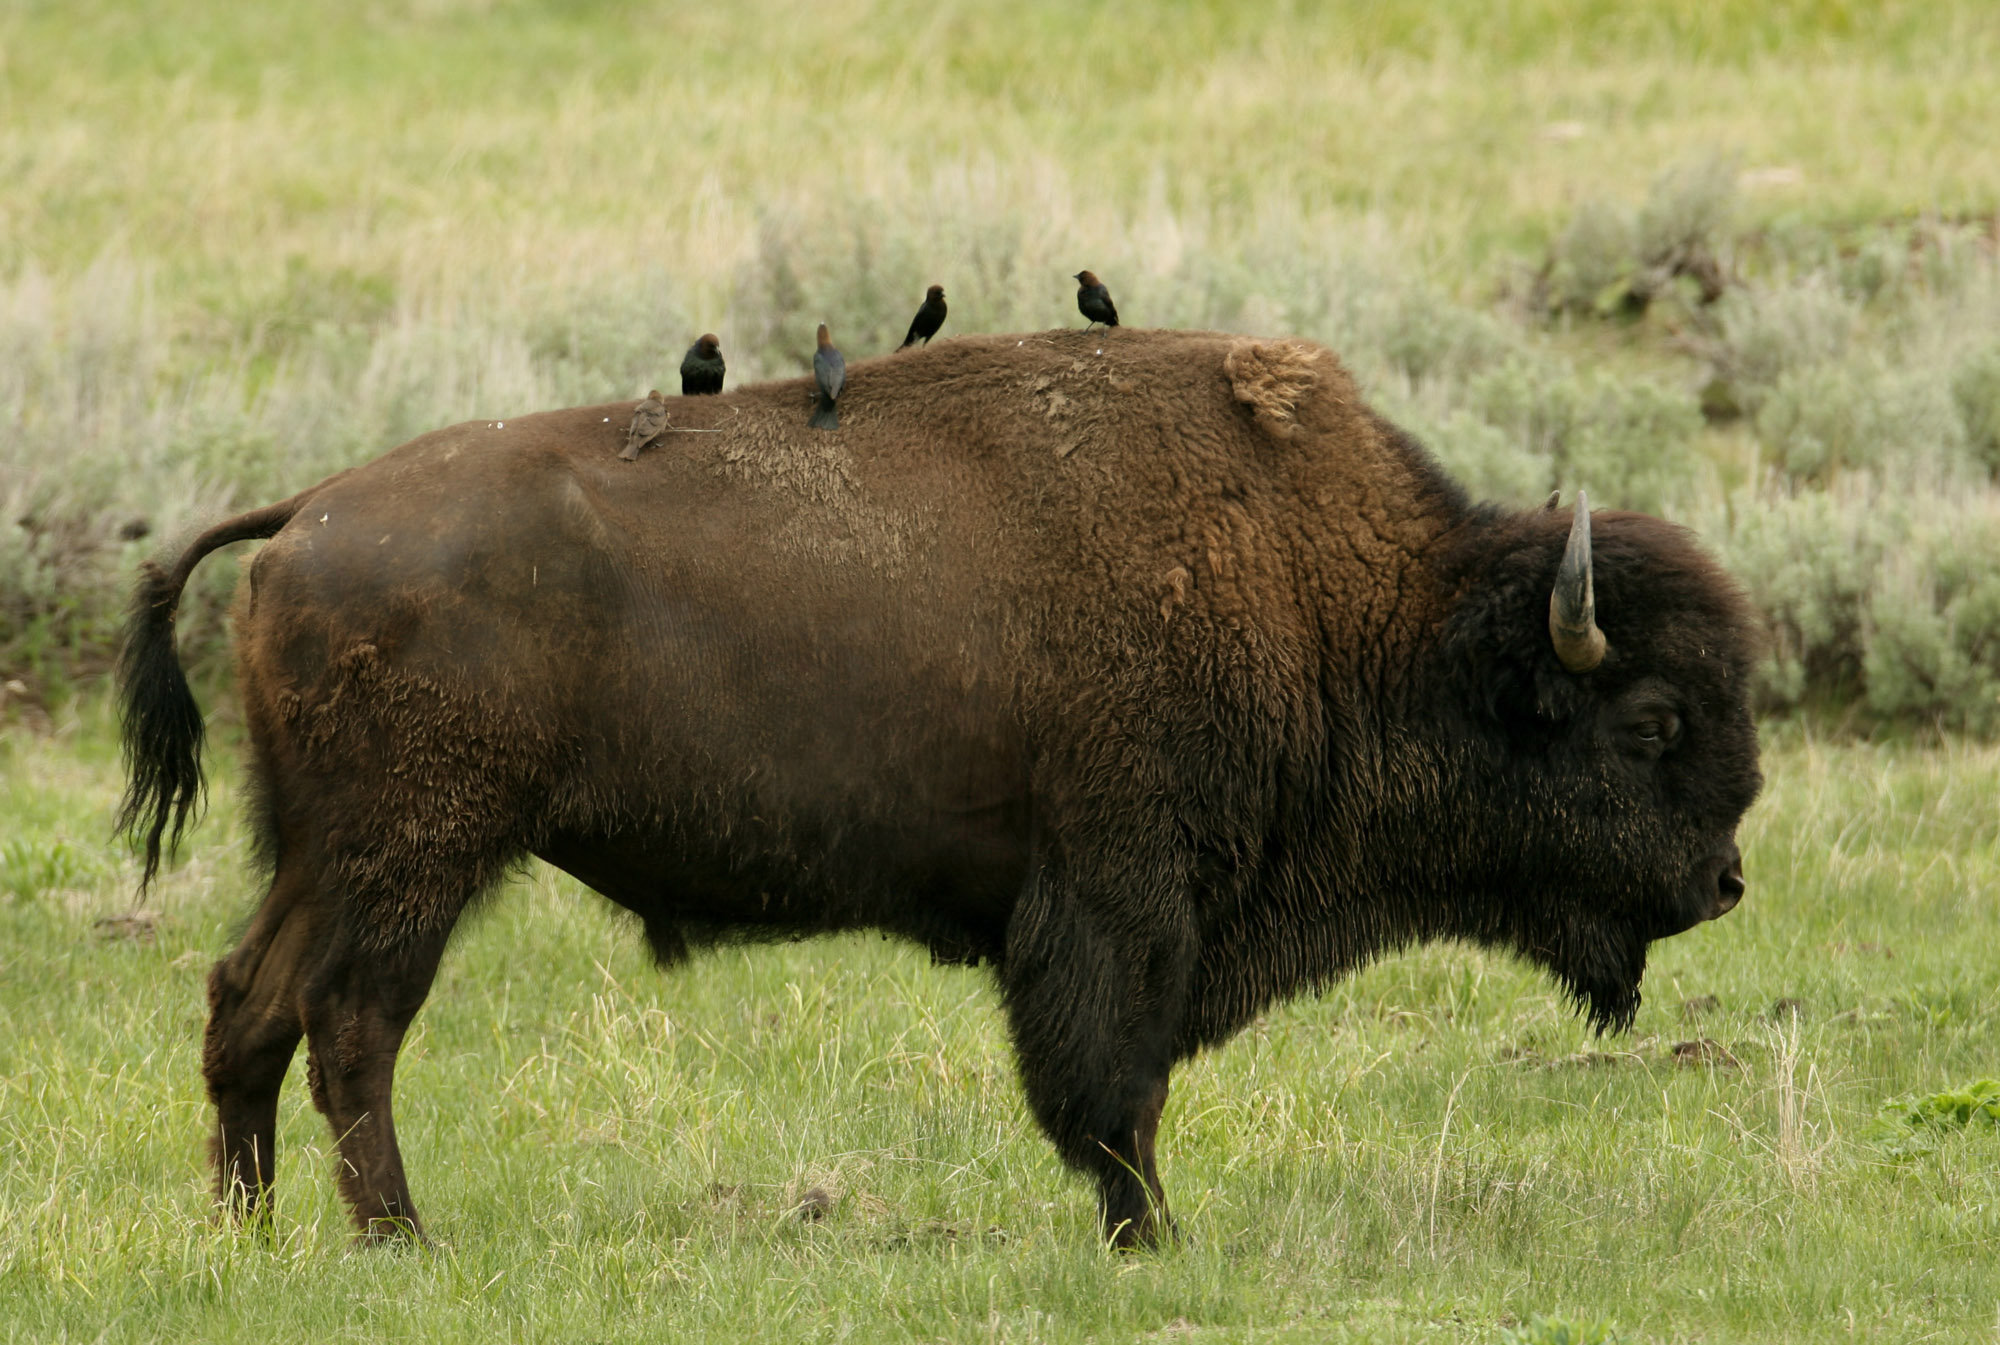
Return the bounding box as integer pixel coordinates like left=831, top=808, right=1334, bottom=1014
left=809, top=397, right=840, bottom=430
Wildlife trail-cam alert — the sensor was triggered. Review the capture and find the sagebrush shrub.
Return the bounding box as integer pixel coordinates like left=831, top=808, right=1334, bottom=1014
left=1548, top=202, right=1637, bottom=317
left=1634, top=156, right=1736, bottom=271
left=1713, top=278, right=1858, bottom=415
left=1459, top=357, right=1700, bottom=514
left=1953, top=342, right=2000, bottom=476
left=1714, top=490, right=1882, bottom=710
left=4, top=186, right=1998, bottom=735
left=1565, top=376, right=1703, bottom=516
left=1861, top=517, right=2000, bottom=733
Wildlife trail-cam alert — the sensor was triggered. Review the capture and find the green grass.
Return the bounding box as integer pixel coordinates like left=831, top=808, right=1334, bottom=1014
left=4, top=709, right=2000, bottom=1342
left=6, top=0, right=1996, bottom=287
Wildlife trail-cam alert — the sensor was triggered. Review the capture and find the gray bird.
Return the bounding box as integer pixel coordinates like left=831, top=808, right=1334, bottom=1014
left=809, top=323, right=845, bottom=430
left=619, top=389, right=670, bottom=461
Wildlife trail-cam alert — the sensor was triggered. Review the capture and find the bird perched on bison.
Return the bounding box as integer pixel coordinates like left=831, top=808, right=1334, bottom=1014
left=616, top=389, right=669, bottom=461
left=118, top=329, right=1762, bottom=1253
left=899, top=285, right=948, bottom=349
left=679, top=334, right=724, bottom=396
left=1074, top=270, right=1118, bottom=328
left=809, top=322, right=844, bottom=429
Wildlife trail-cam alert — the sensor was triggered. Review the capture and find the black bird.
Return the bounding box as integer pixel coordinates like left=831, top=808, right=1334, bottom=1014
left=680, top=333, right=724, bottom=395
left=809, top=323, right=845, bottom=430
left=1074, top=270, right=1119, bottom=329
left=898, top=284, right=947, bottom=349
left=618, top=389, right=670, bottom=461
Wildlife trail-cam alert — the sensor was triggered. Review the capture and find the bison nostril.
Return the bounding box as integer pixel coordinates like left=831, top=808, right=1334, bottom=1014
left=1713, top=859, right=1745, bottom=916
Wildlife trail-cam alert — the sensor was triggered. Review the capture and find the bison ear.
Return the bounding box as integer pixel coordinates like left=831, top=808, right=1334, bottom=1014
left=1477, top=656, right=1538, bottom=732
left=1480, top=653, right=1590, bottom=736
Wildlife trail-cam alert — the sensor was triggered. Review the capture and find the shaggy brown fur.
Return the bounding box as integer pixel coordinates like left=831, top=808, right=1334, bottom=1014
left=119, top=327, right=1761, bottom=1249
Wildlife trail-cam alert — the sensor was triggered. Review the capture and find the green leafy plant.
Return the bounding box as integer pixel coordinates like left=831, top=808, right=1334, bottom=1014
left=0, top=836, right=103, bottom=901
left=1500, top=1314, right=1623, bottom=1345
left=1865, top=1079, right=2000, bottom=1158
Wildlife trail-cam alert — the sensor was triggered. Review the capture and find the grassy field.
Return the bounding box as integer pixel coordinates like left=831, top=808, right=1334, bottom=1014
left=7, top=0, right=1996, bottom=283
left=5, top=710, right=2000, bottom=1343
left=5, top=1, right=2000, bottom=1340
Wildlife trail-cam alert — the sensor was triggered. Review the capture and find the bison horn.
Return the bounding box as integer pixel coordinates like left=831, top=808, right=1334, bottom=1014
left=1548, top=491, right=1607, bottom=673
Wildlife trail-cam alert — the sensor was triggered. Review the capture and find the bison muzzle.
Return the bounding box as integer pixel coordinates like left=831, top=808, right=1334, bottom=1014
left=117, top=329, right=1762, bottom=1249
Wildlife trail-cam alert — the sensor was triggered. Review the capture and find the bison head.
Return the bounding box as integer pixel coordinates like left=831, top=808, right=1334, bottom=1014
left=1433, top=494, right=1763, bottom=1032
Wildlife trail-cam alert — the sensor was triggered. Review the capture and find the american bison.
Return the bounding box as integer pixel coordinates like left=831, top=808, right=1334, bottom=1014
left=118, top=329, right=1761, bottom=1248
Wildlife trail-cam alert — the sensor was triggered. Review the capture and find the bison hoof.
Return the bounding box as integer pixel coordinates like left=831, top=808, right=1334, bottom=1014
left=1107, top=1211, right=1184, bottom=1252
left=354, top=1215, right=427, bottom=1248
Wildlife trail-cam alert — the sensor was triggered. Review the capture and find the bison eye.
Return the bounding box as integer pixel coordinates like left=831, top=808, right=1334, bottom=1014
left=1624, top=708, right=1681, bottom=755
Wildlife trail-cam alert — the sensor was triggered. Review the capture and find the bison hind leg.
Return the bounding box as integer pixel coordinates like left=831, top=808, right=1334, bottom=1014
left=299, top=903, right=465, bottom=1243
left=300, top=832, right=528, bottom=1242
left=240, top=647, right=545, bottom=1240
left=203, top=848, right=323, bottom=1225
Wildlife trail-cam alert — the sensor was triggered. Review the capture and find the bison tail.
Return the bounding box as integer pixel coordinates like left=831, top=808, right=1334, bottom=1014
left=114, top=492, right=310, bottom=893
left=809, top=397, right=840, bottom=431
left=115, top=560, right=208, bottom=893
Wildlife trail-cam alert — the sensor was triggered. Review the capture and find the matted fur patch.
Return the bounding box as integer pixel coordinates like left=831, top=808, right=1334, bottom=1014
left=1223, top=339, right=1321, bottom=441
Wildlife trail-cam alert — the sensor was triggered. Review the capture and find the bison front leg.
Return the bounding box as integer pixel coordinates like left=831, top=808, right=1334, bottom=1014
left=300, top=927, right=451, bottom=1242
left=1091, top=1072, right=1174, bottom=1250
left=1001, top=869, right=1192, bottom=1250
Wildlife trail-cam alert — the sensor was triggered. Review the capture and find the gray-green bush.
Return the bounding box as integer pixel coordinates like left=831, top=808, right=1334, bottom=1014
left=1954, top=341, right=2000, bottom=475
left=5, top=183, right=1998, bottom=732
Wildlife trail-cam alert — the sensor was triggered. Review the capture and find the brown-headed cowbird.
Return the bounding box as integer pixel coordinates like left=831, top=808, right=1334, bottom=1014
left=618, top=389, right=669, bottom=461
left=809, top=323, right=845, bottom=430
left=898, top=285, right=947, bottom=350
left=680, top=334, right=724, bottom=395
left=1074, top=270, right=1119, bottom=329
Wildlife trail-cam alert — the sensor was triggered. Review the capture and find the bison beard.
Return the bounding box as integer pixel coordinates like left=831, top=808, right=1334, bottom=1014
left=1551, top=919, right=1647, bottom=1035
left=117, top=329, right=1761, bottom=1250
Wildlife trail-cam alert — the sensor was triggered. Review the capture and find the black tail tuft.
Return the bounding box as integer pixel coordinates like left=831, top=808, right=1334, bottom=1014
left=109, top=490, right=309, bottom=891
left=114, top=559, right=207, bottom=893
